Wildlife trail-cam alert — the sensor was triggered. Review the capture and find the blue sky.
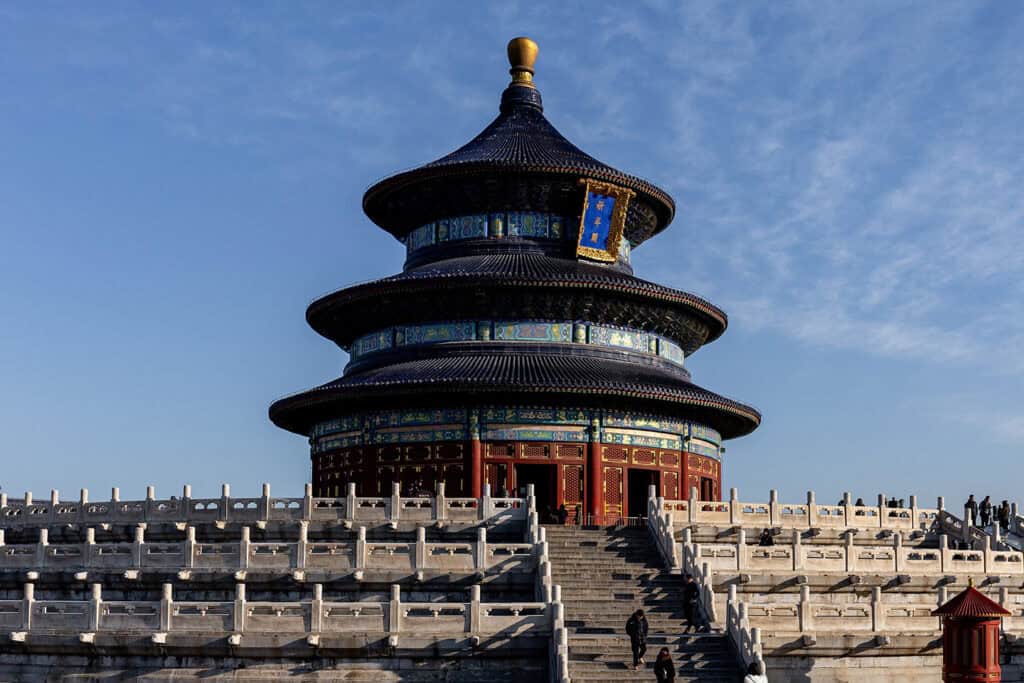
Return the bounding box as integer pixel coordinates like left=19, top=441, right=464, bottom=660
left=1, top=2, right=1021, bottom=506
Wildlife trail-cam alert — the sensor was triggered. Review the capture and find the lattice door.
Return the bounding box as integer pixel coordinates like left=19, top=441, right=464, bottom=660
left=562, top=465, right=583, bottom=506
left=603, top=467, right=623, bottom=517
left=663, top=471, right=679, bottom=499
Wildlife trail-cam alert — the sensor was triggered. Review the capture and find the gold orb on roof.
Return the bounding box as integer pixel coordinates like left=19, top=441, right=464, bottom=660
left=507, top=36, right=539, bottom=87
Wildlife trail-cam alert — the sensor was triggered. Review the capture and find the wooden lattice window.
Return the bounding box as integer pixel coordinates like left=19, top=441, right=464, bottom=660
left=602, top=445, right=628, bottom=463
left=633, top=449, right=656, bottom=465
left=380, top=446, right=401, bottom=463
left=521, top=443, right=550, bottom=459
left=436, top=443, right=463, bottom=460
left=405, top=445, right=431, bottom=461
left=487, top=442, right=515, bottom=458
left=556, top=444, right=584, bottom=460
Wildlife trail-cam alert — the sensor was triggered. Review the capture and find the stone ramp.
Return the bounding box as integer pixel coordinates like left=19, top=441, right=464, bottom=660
left=544, top=525, right=742, bottom=682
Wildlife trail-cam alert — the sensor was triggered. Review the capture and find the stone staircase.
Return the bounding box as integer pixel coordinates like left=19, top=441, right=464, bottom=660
left=545, top=525, right=742, bottom=682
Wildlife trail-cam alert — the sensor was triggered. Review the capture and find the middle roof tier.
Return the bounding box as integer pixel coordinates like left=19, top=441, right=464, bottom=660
left=307, top=251, right=727, bottom=356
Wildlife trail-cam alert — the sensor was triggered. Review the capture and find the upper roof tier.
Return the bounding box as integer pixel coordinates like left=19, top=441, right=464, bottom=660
left=362, top=38, right=676, bottom=247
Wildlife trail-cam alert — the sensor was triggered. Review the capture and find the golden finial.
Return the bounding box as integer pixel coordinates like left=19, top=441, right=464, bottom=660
left=507, top=37, right=539, bottom=88
left=968, top=577, right=975, bottom=588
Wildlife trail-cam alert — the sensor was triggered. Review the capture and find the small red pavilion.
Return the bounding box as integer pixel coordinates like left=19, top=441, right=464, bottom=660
left=932, top=583, right=1011, bottom=682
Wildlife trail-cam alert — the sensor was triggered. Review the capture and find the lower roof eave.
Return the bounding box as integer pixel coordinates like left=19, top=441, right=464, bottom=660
left=269, top=383, right=760, bottom=441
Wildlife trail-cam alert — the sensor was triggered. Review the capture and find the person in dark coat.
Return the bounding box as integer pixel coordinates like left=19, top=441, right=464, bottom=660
left=681, top=574, right=700, bottom=633
left=965, top=494, right=978, bottom=525
left=625, top=609, right=648, bottom=669
left=999, top=501, right=1011, bottom=533
left=556, top=504, right=569, bottom=525
left=653, top=647, right=675, bottom=682
left=980, top=496, right=992, bottom=528
left=758, top=528, right=774, bottom=546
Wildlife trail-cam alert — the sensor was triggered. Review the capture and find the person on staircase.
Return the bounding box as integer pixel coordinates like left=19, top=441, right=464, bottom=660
left=653, top=647, right=675, bottom=682
left=744, top=661, right=768, bottom=683
left=980, top=495, right=992, bottom=529
left=625, top=608, right=648, bottom=670
left=681, top=574, right=701, bottom=633
left=999, top=500, right=1011, bottom=533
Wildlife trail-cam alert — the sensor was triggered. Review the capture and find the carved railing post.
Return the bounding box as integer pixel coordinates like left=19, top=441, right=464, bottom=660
left=389, top=483, right=401, bottom=523
left=736, top=528, right=747, bottom=571
left=297, top=521, right=308, bottom=570
left=388, top=584, right=401, bottom=634
left=311, top=583, right=323, bottom=634
left=159, top=583, right=172, bottom=632
left=234, top=583, right=246, bottom=634
left=184, top=526, right=196, bottom=569
left=260, top=483, right=271, bottom=522
left=88, top=583, right=102, bottom=632
left=806, top=490, right=817, bottom=527
left=182, top=484, right=192, bottom=521
left=415, top=526, right=427, bottom=569
left=435, top=482, right=447, bottom=521
left=469, top=584, right=481, bottom=633
left=239, top=527, right=251, bottom=570
left=729, top=487, right=739, bottom=525
left=132, top=524, right=145, bottom=568
left=798, top=584, right=811, bottom=631
left=84, top=527, right=95, bottom=567
left=356, top=526, right=367, bottom=572
left=476, top=527, right=488, bottom=570
left=346, top=483, right=357, bottom=522
left=793, top=529, right=803, bottom=571
left=871, top=586, right=884, bottom=632
left=22, top=582, right=34, bottom=631
left=480, top=483, right=492, bottom=521
left=220, top=484, right=231, bottom=524
left=302, top=483, right=314, bottom=520
left=36, top=528, right=48, bottom=568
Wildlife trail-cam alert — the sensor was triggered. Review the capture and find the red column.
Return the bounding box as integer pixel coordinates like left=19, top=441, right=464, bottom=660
left=587, top=418, right=603, bottom=523
left=469, top=414, right=483, bottom=498
left=470, top=439, right=483, bottom=498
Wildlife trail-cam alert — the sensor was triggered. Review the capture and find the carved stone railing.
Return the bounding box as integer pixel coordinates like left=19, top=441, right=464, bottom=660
left=691, top=531, right=1023, bottom=576
left=729, top=584, right=945, bottom=635
left=0, top=524, right=537, bottom=577
left=0, top=483, right=525, bottom=530
left=0, top=582, right=551, bottom=645
left=523, top=494, right=569, bottom=683
left=646, top=488, right=765, bottom=678
left=660, top=488, right=941, bottom=533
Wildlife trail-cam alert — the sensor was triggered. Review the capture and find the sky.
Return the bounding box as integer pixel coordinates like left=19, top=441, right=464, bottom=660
left=1, top=2, right=1021, bottom=506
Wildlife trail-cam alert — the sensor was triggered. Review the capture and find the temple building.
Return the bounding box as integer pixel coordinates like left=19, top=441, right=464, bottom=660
left=269, top=37, right=760, bottom=522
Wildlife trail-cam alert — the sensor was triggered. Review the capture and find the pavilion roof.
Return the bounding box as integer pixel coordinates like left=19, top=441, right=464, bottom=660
left=932, top=586, right=1011, bottom=618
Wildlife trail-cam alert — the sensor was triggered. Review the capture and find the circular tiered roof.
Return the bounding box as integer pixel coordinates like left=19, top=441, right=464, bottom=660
left=362, top=47, right=674, bottom=246
left=269, top=37, right=761, bottom=445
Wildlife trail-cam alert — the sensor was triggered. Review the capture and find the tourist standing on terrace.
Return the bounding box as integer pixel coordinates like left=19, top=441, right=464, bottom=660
left=980, top=496, right=993, bottom=528
left=999, top=501, right=1011, bottom=533
left=965, top=494, right=978, bottom=525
